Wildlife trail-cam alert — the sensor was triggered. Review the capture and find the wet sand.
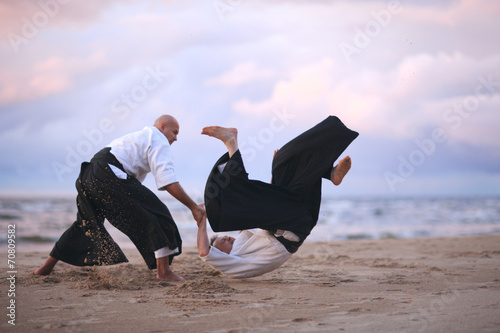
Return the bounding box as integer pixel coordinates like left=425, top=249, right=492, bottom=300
left=2, top=235, right=500, bottom=332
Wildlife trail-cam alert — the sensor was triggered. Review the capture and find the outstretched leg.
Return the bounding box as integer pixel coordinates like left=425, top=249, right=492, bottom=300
left=34, top=256, right=58, bottom=275
left=202, top=126, right=239, bottom=157
left=330, top=155, right=352, bottom=186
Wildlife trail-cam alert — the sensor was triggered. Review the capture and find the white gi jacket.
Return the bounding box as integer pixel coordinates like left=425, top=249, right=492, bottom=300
left=200, top=229, right=292, bottom=278
left=106, top=126, right=178, bottom=189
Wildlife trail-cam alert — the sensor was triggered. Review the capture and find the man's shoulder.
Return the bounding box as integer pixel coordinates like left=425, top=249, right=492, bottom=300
left=121, top=126, right=166, bottom=143
left=134, top=126, right=155, bottom=137
left=113, top=126, right=151, bottom=140
left=108, top=127, right=159, bottom=152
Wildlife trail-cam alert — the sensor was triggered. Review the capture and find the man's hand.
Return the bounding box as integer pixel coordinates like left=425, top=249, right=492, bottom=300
left=192, top=204, right=206, bottom=226
left=164, top=182, right=206, bottom=224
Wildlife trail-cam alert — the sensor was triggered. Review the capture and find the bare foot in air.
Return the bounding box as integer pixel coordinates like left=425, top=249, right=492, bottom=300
left=331, top=156, right=352, bottom=186
left=201, top=126, right=238, bottom=143
left=202, top=126, right=239, bottom=157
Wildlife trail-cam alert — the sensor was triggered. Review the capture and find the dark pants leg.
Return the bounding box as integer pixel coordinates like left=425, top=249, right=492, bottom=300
left=205, top=150, right=312, bottom=236
left=204, top=116, right=358, bottom=240
left=50, top=149, right=182, bottom=269
left=50, top=162, right=128, bottom=267
left=92, top=172, right=182, bottom=268
left=271, top=115, right=359, bottom=223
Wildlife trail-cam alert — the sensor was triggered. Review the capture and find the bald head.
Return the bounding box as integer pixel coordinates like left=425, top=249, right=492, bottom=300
left=154, top=115, right=179, bottom=145
left=154, top=115, right=178, bottom=128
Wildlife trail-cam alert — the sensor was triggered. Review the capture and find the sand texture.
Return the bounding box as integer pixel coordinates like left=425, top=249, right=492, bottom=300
left=2, top=235, right=500, bottom=332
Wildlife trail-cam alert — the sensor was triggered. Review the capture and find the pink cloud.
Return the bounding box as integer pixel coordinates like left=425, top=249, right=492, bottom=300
left=206, top=62, right=275, bottom=87
left=232, top=58, right=335, bottom=118
left=0, top=51, right=108, bottom=105
left=393, top=0, right=500, bottom=27
left=231, top=52, right=500, bottom=148
left=0, top=0, right=122, bottom=36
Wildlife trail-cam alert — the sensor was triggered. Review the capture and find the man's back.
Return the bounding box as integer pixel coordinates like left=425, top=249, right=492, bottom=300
left=107, top=126, right=177, bottom=189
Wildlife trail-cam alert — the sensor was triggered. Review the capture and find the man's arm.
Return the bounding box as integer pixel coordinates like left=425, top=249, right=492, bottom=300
left=197, top=212, right=210, bottom=257
left=162, top=182, right=205, bottom=224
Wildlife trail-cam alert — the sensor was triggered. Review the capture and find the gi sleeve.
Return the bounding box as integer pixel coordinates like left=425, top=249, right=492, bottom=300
left=147, top=133, right=178, bottom=190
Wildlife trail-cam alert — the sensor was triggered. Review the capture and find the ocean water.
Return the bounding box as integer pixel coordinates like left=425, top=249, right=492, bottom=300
left=1, top=195, right=499, bottom=253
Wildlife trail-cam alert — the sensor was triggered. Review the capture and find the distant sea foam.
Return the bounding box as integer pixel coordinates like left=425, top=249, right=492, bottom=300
left=1, top=195, right=499, bottom=253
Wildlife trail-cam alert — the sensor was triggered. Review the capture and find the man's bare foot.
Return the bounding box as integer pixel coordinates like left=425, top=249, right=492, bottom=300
left=156, top=256, right=185, bottom=281
left=34, top=266, right=52, bottom=276
left=202, top=126, right=239, bottom=157
left=157, top=271, right=185, bottom=282
left=34, top=256, right=58, bottom=275
left=331, top=156, right=351, bottom=186
left=201, top=126, right=238, bottom=143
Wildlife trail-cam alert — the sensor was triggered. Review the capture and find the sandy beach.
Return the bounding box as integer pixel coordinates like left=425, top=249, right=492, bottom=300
left=2, top=235, right=500, bottom=332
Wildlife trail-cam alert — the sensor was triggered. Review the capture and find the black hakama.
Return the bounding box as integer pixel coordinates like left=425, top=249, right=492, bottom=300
left=49, top=148, right=182, bottom=269
left=204, top=116, right=358, bottom=249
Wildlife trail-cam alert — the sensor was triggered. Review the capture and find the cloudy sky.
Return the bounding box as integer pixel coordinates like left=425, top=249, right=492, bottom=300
left=1, top=0, right=499, bottom=198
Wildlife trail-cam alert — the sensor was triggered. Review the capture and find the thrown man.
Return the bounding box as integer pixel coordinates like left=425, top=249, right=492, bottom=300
left=197, top=116, right=358, bottom=278
left=36, top=115, right=205, bottom=281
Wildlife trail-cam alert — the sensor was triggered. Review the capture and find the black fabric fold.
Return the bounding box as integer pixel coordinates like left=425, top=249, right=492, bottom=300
left=204, top=116, right=359, bottom=246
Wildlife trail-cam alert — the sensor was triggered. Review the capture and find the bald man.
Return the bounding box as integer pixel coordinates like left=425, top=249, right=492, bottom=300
left=35, top=115, right=204, bottom=281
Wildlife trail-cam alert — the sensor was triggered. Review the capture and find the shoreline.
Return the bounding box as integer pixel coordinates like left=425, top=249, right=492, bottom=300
left=2, top=235, right=500, bottom=332
left=14, top=231, right=500, bottom=254
left=4, top=196, right=500, bottom=254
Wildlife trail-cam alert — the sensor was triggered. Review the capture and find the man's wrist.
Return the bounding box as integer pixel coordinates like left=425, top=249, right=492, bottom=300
left=188, top=202, right=199, bottom=211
